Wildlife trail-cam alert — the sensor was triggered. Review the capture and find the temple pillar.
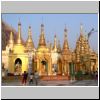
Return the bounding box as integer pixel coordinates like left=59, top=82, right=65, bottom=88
left=48, top=58, right=52, bottom=75
left=36, top=58, right=40, bottom=75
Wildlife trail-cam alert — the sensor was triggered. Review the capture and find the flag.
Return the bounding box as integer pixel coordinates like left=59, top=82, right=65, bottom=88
left=88, top=28, right=94, bottom=38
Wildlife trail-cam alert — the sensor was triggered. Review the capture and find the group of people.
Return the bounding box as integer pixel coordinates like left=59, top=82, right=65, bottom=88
left=21, top=70, right=39, bottom=86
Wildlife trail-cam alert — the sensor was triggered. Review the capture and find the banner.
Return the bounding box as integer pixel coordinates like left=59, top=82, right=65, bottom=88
left=69, top=62, right=75, bottom=77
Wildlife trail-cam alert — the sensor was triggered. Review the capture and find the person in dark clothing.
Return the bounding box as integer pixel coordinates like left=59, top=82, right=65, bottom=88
left=29, top=73, right=34, bottom=84
left=95, top=71, right=98, bottom=81
left=22, top=71, right=28, bottom=85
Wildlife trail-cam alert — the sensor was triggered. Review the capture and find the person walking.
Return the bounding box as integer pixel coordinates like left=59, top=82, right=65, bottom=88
left=29, top=73, right=34, bottom=84
left=14, top=71, right=18, bottom=80
left=2, top=70, right=5, bottom=83
left=34, top=70, right=39, bottom=86
left=22, top=71, right=28, bottom=85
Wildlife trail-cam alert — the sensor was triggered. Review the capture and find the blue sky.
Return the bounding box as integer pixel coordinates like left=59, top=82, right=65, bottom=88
left=2, top=14, right=98, bottom=52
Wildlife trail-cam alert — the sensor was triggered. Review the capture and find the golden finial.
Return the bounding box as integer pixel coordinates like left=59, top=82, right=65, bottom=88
left=38, top=24, right=46, bottom=47
left=57, top=39, right=61, bottom=52
left=64, top=25, right=67, bottom=39
left=28, top=26, right=32, bottom=37
left=17, top=20, right=22, bottom=44
left=64, top=24, right=67, bottom=32
left=27, top=26, right=33, bottom=43
left=53, top=34, right=57, bottom=51
left=8, top=31, right=14, bottom=50
left=41, top=23, right=44, bottom=34
left=18, top=18, right=21, bottom=25
left=63, top=27, right=69, bottom=50
left=26, top=26, right=34, bottom=49
left=80, top=23, right=83, bottom=35
left=9, top=31, right=14, bottom=44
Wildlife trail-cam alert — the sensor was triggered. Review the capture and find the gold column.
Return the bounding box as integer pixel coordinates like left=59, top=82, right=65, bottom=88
left=57, top=60, right=62, bottom=74
left=67, top=62, right=70, bottom=76
left=48, top=58, right=52, bottom=75
left=8, top=55, right=14, bottom=73
left=66, top=62, right=68, bottom=75
left=64, top=61, right=67, bottom=74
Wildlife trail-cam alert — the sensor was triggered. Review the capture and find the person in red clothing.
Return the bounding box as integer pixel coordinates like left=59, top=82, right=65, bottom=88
left=22, top=71, right=28, bottom=85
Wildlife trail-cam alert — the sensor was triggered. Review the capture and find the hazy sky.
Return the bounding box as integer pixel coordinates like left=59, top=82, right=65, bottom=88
left=2, top=14, right=98, bottom=52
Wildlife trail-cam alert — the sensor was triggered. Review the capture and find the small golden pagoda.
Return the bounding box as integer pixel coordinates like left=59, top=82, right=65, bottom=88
left=8, top=22, right=28, bottom=74
left=36, top=24, right=52, bottom=75
left=74, top=24, right=98, bottom=73
left=26, top=26, right=35, bottom=52
left=61, top=26, right=72, bottom=75
left=51, top=34, right=61, bottom=75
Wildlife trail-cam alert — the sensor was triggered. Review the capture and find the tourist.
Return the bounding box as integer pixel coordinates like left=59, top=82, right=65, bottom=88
left=29, top=73, right=34, bottom=84
left=90, top=71, right=94, bottom=79
left=6, top=69, right=8, bottom=76
left=2, top=70, right=5, bottom=82
left=14, top=71, right=18, bottom=80
left=93, top=71, right=96, bottom=80
left=34, top=70, right=39, bottom=86
left=22, top=71, right=28, bottom=85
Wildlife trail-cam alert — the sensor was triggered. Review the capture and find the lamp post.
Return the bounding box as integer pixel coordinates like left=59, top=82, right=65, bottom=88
left=70, top=52, right=75, bottom=81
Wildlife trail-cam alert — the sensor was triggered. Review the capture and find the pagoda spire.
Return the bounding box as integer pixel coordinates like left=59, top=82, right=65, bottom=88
left=38, top=23, right=46, bottom=47
left=80, top=23, right=83, bottom=35
left=8, top=31, right=14, bottom=50
left=26, top=26, right=34, bottom=50
left=63, top=26, right=69, bottom=50
left=53, top=34, right=57, bottom=52
left=57, top=40, right=61, bottom=53
left=9, top=31, right=14, bottom=44
left=17, top=21, right=22, bottom=44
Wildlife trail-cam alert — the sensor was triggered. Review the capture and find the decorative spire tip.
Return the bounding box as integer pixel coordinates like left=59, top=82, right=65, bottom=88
left=18, top=18, right=21, bottom=25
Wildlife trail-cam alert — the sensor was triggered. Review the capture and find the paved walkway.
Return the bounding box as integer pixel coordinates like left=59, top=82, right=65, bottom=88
left=2, top=79, right=98, bottom=86
left=69, top=80, right=98, bottom=86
